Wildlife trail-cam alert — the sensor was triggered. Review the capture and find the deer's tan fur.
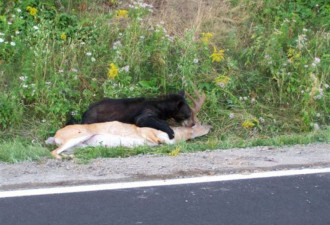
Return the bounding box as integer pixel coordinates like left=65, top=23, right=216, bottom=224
left=46, top=121, right=211, bottom=159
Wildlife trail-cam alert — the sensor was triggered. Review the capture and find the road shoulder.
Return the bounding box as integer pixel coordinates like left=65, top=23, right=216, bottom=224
left=1, top=143, right=329, bottom=191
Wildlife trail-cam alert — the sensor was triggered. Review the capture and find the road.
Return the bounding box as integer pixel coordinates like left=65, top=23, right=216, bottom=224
left=1, top=170, right=330, bottom=225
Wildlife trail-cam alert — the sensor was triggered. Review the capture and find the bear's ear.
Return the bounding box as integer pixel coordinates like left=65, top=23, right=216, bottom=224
left=178, top=89, right=185, bottom=96
left=177, top=99, right=184, bottom=109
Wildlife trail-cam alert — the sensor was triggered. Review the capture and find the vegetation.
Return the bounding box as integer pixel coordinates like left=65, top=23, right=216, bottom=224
left=0, top=0, right=329, bottom=162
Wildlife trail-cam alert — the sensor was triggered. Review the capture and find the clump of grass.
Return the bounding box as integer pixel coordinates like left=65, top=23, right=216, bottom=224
left=0, top=139, right=51, bottom=163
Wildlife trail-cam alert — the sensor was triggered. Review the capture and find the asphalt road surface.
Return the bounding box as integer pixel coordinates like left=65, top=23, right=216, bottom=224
left=1, top=172, right=330, bottom=225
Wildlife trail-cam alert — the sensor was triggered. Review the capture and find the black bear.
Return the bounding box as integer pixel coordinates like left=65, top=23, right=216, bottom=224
left=78, top=90, right=192, bottom=139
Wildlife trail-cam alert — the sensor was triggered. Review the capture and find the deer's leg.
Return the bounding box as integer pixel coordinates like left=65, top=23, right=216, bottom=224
left=51, top=134, right=93, bottom=159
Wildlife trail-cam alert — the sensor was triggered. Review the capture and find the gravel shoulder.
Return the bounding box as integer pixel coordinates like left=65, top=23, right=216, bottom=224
left=1, top=143, right=330, bottom=191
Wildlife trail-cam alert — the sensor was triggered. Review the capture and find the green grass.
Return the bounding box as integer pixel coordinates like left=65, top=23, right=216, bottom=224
left=73, top=126, right=330, bottom=163
left=1, top=126, right=328, bottom=163
left=0, top=0, right=329, bottom=162
left=0, top=139, right=51, bottom=163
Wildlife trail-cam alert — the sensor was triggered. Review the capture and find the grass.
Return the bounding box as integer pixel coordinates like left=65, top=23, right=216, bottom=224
left=72, top=126, right=330, bottom=164
left=0, top=139, right=51, bottom=163
left=0, top=0, right=329, bottom=162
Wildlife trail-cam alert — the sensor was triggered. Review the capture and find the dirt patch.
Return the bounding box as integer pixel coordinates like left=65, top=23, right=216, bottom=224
left=1, top=143, right=329, bottom=191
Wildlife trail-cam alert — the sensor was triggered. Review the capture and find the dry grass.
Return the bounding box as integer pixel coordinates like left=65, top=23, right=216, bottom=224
left=76, top=0, right=252, bottom=42
left=145, top=0, right=251, bottom=41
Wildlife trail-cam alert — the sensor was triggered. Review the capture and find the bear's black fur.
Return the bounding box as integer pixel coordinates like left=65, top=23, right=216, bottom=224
left=75, top=91, right=192, bottom=139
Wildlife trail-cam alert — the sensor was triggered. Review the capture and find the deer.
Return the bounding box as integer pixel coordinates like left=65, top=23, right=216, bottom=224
left=46, top=91, right=210, bottom=159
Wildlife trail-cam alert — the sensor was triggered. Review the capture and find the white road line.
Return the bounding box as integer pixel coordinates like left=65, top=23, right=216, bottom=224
left=1, top=168, right=330, bottom=198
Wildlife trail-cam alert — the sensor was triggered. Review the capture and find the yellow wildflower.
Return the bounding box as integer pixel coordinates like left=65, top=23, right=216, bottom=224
left=29, top=7, right=37, bottom=16
left=201, top=32, right=214, bottom=44
left=252, top=118, right=259, bottom=125
left=115, top=9, right=128, bottom=19
left=60, top=33, right=67, bottom=40
left=210, top=46, right=225, bottom=63
left=242, top=120, right=254, bottom=129
left=214, top=75, right=230, bottom=88
left=169, top=146, right=181, bottom=156
left=287, top=48, right=300, bottom=63
left=242, top=118, right=259, bottom=129
left=108, top=63, right=119, bottom=79
left=26, top=6, right=37, bottom=16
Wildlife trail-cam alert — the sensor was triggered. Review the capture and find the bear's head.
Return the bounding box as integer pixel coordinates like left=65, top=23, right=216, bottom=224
left=172, top=90, right=194, bottom=126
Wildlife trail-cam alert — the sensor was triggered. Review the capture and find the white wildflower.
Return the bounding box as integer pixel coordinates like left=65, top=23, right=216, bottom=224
left=218, top=83, right=225, bottom=88
left=193, top=58, right=199, bottom=63
left=22, top=84, right=28, bottom=88
left=229, top=113, right=235, bottom=119
left=310, top=73, right=316, bottom=81
left=113, top=40, right=122, bottom=50
left=86, top=52, right=92, bottom=56
left=58, top=69, right=64, bottom=73
left=259, top=117, right=265, bottom=123
left=0, top=38, right=4, bottom=43
left=314, top=57, right=321, bottom=64
left=33, top=26, right=39, bottom=30
left=70, top=110, right=78, bottom=116
left=120, top=65, right=130, bottom=73
left=324, top=83, right=329, bottom=89
left=91, top=57, right=96, bottom=62
left=42, top=119, right=46, bottom=123
left=297, top=34, right=307, bottom=49
left=71, top=68, right=78, bottom=73
left=19, top=76, right=27, bottom=81
left=310, top=123, right=319, bottom=130
left=17, top=8, right=22, bottom=13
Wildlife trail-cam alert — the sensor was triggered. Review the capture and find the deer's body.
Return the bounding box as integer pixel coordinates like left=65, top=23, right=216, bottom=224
left=46, top=121, right=211, bottom=159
